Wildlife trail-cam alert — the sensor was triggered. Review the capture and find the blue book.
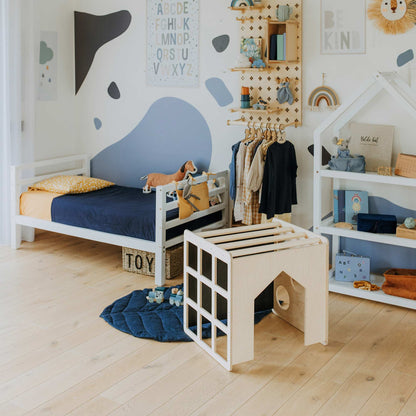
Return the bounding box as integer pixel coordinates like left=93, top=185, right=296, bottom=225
left=269, top=35, right=278, bottom=61
left=345, top=191, right=368, bottom=225
left=283, top=33, right=286, bottom=60
left=333, top=190, right=339, bottom=223
left=277, top=35, right=285, bottom=61
left=333, top=190, right=345, bottom=223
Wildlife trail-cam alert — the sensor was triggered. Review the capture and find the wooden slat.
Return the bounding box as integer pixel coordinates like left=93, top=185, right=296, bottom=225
left=217, top=231, right=307, bottom=251
left=230, top=237, right=322, bottom=258
left=198, top=222, right=280, bottom=238
left=206, top=226, right=294, bottom=244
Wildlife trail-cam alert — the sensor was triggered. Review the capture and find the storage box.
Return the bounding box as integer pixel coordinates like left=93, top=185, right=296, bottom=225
left=396, top=224, right=416, bottom=240
left=357, top=214, right=397, bottom=234
left=395, top=153, right=416, bottom=179
left=335, top=252, right=370, bottom=282
left=382, top=269, right=416, bottom=300
left=122, top=245, right=183, bottom=279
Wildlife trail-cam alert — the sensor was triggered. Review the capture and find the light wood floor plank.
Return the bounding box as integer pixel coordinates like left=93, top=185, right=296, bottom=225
left=398, top=387, right=416, bottom=416
left=357, top=370, right=416, bottom=416
left=1, top=232, right=416, bottom=416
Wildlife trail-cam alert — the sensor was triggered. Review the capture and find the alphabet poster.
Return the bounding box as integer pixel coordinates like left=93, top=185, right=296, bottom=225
left=147, top=0, right=199, bottom=87
left=321, top=0, right=365, bottom=54
left=38, top=31, right=58, bottom=100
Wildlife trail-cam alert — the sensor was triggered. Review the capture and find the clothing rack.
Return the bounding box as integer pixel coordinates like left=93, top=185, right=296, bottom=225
left=227, top=119, right=300, bottom=129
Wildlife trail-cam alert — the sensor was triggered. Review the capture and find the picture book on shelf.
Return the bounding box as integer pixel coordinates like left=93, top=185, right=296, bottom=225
left=333, top=190, right=345, bottom=223
left=345, top=190, right=368, bottom=224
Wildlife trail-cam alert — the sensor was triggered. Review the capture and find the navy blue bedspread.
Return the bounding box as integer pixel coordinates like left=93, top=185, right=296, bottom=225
left=51, top=185, right=221, bottom=242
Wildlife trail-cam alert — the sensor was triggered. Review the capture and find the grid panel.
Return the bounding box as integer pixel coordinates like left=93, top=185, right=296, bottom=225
left=184, top=242, right=231, bottom=370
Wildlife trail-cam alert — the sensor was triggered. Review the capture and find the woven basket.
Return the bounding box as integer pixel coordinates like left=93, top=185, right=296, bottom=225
left=122, top=245, right=183, bottom=279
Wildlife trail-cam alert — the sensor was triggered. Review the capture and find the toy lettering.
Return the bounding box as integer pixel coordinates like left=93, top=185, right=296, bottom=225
left=125, top=253, right=155, bottom=272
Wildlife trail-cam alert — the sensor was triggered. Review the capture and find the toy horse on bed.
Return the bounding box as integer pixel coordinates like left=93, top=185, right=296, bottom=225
left=141, top=161, right=198, bottom=193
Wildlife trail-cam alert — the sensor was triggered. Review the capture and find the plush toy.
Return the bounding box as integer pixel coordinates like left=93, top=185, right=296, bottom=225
left=141, top=161, right=197, bottom=194
left=251, top=59, right=266, bottom=68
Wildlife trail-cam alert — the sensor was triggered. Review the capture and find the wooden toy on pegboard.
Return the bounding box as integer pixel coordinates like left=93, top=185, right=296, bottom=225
left=228, top=0, right=303, bottom=127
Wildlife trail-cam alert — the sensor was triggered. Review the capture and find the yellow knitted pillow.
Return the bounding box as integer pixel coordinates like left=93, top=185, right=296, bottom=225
left=31, top=175, right=114, bottom=194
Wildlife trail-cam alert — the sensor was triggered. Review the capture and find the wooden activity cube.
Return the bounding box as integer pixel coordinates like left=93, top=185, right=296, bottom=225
left=183, top=220, right=329, bottom=371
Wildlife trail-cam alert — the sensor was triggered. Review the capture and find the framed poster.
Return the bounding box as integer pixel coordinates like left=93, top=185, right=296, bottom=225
left=38, top=31, right=58, bottom=101
left=321, top=0, right=366, bottom=55
left=147, top=0, right=199, bottom=87
left=349, top=122, right=395, bottom=172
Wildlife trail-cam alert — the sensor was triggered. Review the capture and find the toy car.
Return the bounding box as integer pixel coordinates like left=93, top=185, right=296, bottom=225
left=252, top=99, right=268, bottom=110
left=169, top=288, right=184, bottom=306
left=146, top=287, right=165, bottom=304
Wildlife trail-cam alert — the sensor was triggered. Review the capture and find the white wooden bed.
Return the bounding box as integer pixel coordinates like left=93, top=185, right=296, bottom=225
left=11, top=154, right=230, bottom=285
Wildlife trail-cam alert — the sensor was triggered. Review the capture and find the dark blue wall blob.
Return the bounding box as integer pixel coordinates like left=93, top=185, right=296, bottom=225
left=212, top=35, right=230, bottom=53
left=91, top=97, right=212, bottom=188
left=108, top=82, right=121, bottom=99
left=94, top=117, right=102, bottom=130
left=74, top=10, right=132, bottom=94
left=205, top=78, right=233, bottom=107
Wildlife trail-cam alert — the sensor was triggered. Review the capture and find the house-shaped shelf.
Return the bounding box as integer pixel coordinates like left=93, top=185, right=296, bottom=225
left=313, top=71, right=416, bottom=310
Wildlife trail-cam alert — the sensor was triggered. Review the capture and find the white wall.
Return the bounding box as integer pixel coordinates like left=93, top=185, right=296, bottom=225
left=32, top=0, right=416, bottom=229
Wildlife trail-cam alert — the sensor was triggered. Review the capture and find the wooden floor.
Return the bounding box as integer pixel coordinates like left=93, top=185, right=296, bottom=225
left=1, top=232, right=416, bottom=416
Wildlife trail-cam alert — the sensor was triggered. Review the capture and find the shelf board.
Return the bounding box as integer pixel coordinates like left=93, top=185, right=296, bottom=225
left=319, top=169, right=416, bottom=187
left=319, top=217, right=416, bottom=249
left=329, top=275, right=416, bottom=310
left=229, top=5, right=264, bottom=13
left=268, top=59, right=299, bottom=64
left=230, top=67, right=274, bottom=73
left=230, top=107, right=281, bottom=114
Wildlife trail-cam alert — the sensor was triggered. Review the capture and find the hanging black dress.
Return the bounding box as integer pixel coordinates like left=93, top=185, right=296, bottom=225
left=259, top=141, right=298, bottom=218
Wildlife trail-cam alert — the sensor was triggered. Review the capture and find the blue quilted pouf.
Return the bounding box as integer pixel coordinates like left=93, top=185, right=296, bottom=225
left=100, top=285, right=271, bottom=342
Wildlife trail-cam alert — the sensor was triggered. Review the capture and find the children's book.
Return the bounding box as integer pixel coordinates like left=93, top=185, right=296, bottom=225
left=277, top=35, right=285, bottom=61
left=333, top=190, right=346, bottom=223
left=345, top=191, right=368, bottom=224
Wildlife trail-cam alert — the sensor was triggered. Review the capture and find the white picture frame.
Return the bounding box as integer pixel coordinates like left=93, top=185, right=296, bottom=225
left=321, top=0, right=366, bottom=55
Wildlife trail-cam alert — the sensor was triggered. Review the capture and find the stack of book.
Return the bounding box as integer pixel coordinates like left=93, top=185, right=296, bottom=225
left=269, top=34, right=286, bottom=61
left=333, top=190, right=368, bottom=225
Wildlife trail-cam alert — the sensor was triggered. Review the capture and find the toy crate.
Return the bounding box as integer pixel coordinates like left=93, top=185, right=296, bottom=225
left=122, top=245, right=183, bottom=279
left=395, top=153, right=416, bottom=179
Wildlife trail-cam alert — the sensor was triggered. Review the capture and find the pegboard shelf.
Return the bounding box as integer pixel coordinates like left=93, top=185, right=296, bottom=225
left=228, top=5, right=264, bottom=13
left=230, top=107, right=281, bottom=114
left=229, top=0, right=303, bottom=127
left=230, top=67, right=274, bottom=73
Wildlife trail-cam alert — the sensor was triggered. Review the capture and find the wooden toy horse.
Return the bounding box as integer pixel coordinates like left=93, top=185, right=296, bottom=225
left=141, top=161, right=198, bottom=193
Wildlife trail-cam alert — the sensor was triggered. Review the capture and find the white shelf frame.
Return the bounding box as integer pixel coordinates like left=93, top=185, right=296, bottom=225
left=313, top=71, right=416, bottom=310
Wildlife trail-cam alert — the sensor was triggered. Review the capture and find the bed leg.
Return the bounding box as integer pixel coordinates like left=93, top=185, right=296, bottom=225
left=22, top=227, right=35, bottom=243
left=155, top=247, right=166, bottom=286
left=11, top=223, right=22, bottom=249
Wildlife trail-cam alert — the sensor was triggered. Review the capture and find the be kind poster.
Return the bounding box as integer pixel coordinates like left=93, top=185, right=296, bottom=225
left=147, top=0, right=199, bottom=87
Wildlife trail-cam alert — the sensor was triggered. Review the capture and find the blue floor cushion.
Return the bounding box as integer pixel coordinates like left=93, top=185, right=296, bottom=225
left=100, top=285, right=271, bottom=342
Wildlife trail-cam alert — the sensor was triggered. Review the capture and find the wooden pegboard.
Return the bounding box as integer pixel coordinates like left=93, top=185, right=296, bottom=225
left=232, top=0, right=302, bottom=126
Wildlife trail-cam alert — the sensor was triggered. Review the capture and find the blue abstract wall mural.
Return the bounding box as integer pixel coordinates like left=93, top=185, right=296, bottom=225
left=212, top=35, right=230, bottom=53
left=205, top=78, right=233, bottom=107
left=91, top=97, right=212, bottom=188
left=74, top=10, right=132, bottom=94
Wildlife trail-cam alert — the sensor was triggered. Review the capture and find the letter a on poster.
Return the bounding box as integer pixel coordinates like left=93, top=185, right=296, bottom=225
left=147, top=0, right=199, bottom=87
